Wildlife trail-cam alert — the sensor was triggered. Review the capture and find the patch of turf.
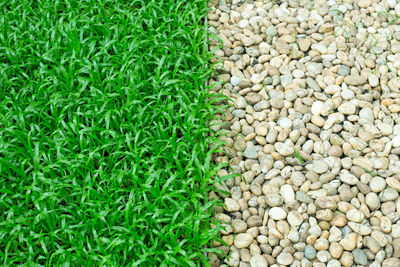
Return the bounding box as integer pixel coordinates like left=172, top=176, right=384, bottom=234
left=0, top=0, right=224, bottom=265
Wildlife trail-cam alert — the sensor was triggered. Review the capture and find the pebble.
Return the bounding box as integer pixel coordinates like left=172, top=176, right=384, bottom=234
left=317, top=250, right=331, bottom=262
left=338, top=65, right=350, bottom=76
left=298, top=38, right=311, bottom=52
left=329, top=242, right=343, bottom=259
left=382, top=258, right=400, bottom=267
left=287, top=211, right=303, bottom=227
left=339, top=173, right=358, bottom=185
left=274, top=142, right=294, bottom=156
left=358, top=0, right=372, bottom=8
left=341, top=89, right=355, bottom=100
left=346, top=209, right=364, bottom=223
left=243, top=146, right=258, bottom=159
left=340, top=233, right=357, bottom=250
left=306, top=62, right=323, bottom=76
left=344, top=75, right=367, bottom=86
left=278, top=118, right=292, bottom=128
left=281, top=184, right=295, bottom=203
left=369, top=75, right=379, bottom=87
left=386, top=177, right=400, bottom=191
left=364, top=236, right=381, bottom=254
left=352, top=249, right=368, bottom=265
left=280, top=74, right=293, bottom=88
left=265, top=193, right=283, bottom=207
left=305, top=245, right=317, bottom=260
left=234, top=233, right=253, bottom=249
left=277, top=252, right=294, bottom=265
left=370, top=177, right=387, bottom=192
left=250, top=254, right=268, bottom=267
left=225, top=198, right=240, bottom=212
left=311, top=101, right=324, bottom=115
left=348, top=222, right=371, bottom=235
left=310, top=160, right=329, bottom=174
left=315, top=196, right=337, bottom=210
left=338, top=102, right=356, bottom=115
left=269, top=207, right=287, bottom=220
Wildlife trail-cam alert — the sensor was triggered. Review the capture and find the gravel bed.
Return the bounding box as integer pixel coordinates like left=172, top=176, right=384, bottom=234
left=207, top=0, right=400, bottom=266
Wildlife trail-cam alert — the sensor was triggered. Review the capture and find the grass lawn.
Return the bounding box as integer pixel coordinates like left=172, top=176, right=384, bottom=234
left=0, top=0, right=225, bottom=265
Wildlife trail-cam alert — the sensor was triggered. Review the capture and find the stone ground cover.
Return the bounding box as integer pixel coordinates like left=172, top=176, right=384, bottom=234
left=0, top=0, right=226, bottom=265
left=207, top=0, right=400, bottom=266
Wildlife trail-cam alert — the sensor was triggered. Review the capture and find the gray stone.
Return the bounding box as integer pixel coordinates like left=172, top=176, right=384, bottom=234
left=280, top=74, right=293, bottom=88
left=232, top=109, right=246, bottom=118
left=243, top=146, right=258, bottom=159
left=305, top=245, right=317, bottom=260
left=265, top=193, right=283, bottom=207
left=296, top=191, right=313, bottom=203
left=266, top=25, right=277, bottom=36
left=306, top=62, right=323, bottom=76
left=344, top=75, right=367, bottom=86
left=352, top=249, right=367, bottom=265
left=338, top=65, right=350, bottom=76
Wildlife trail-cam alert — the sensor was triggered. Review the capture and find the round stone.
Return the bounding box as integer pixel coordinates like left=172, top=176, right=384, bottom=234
left=329, top=242, right=343, bottom=259
left=225, top=198, right=240, bottom=212
left=305, top=245, right=317, bottom=260
left=278, top=117, right=292, bottom=128
left=277, top=251, right=294, bottom=265
left=370, top=177, right=386, bottom=192
left=346, top=209, right=364, bottom=223
left=281, top=184, right=295, bottom=203
left=340, top=233, right=357, bottom=250
left=311, top=159, right=329, bottom=174
left=352, top=249, right=367, bottom=265
left=382, top=258, right=400, bottom=267
left=386, top=177, right=400, bottom=191
left=341, top=89, right=355, bottom=100
left=287, top=211, right=303, bottom=227
left=250, top=254, right=268, bottom=267
left=338, top=102, right=356, bottom=115
left=317, top=250, right=332, bottom=262
left=393, top=135, right=400, bottom=147
left=234, top=233, right=254, bottom=249
left=265, top=193, right=283, bottom=207
left=274, top=142, right=294, bottom=156
left=269, top=207, right=287, bottom=220
left=231, top=76, right=241, bottom=86
left=311, top=101, right=324, bottom=115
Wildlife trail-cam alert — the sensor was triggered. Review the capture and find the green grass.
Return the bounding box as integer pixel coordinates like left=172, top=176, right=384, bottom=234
left=291, top=149, right=305, bottom=165
left=0, top=0, right=226, bottom=265
left=362, top=168, right=377, bottom=177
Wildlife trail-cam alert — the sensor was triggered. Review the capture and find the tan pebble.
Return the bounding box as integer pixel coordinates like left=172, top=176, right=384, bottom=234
left=234, top=233, right=254, bottom=249
left=321, top=229, right=330, bottom=239
left=265, top=254, right=275, bottom=265
left=337, top=202, right=353, bottom=213
left=315, top=196, right=337, bottom=210
left=316, top=209, right=334, bottom=221
left=382, top=258, right=400, bottom=267
left=306, top=234, right=318, bottom=245
left=386, top=177, right=400, bottom=191
left=340, top=251, right=354, bottom=267
left=328, top=145, right=343, bottom=157
left=380, top=216, right=392, bottom=233
left=330, top=242, right=343, bottom=259
left=311, top=115, right=325, bottom=127
left=222, top=235, right=234, bottom=246
left=382, top=99, right=395, bottom=106
left=314, top=238, right=329, bottom=250
left=340, top=233, right=357, bottom=250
